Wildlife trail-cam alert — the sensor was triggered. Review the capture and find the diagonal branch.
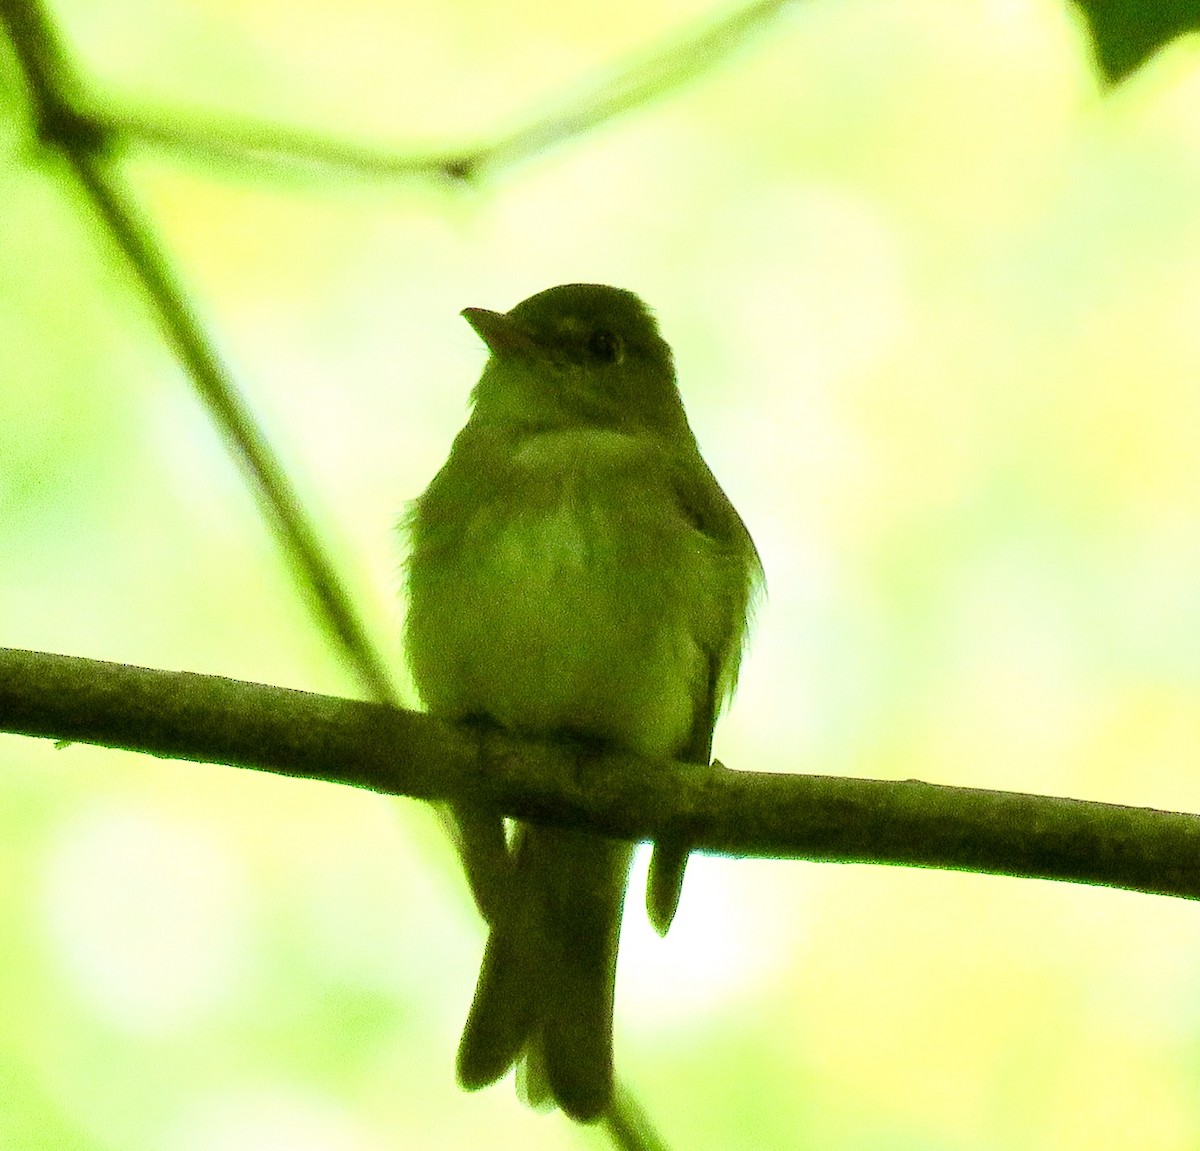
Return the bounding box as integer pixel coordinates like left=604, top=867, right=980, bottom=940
left=0, top=0, right=398, bottom=703
left=5, top=645, right=1200, bottom=902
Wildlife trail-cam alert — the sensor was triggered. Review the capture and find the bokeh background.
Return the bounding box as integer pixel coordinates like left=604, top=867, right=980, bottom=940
left=4, top=0, right=1200, bottom=1147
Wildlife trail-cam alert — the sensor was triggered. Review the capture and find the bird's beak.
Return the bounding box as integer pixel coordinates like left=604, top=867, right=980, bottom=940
left=461, top=308, right=539, bottom=357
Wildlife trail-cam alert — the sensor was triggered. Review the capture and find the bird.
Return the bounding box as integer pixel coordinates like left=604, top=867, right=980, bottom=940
left=403, top=283, right=762, bottom=1122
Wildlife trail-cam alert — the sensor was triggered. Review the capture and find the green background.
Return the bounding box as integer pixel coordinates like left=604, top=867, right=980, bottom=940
left=4, top=0, right=1200, bottom=1147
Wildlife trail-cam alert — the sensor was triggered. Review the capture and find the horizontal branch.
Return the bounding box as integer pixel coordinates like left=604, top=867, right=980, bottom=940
left=3, top=646, right=1200, bottom=902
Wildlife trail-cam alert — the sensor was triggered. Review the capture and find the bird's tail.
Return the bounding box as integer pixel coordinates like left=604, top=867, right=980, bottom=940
left=457, top=824, right=634, bottom=1123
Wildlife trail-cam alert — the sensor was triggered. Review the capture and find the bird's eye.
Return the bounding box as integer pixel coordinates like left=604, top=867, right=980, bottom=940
left=586, top=328, right=623, bottom=364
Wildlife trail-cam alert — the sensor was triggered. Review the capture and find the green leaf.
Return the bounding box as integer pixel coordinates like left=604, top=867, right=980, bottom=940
left=1077, top=0, right=1200, bottom=83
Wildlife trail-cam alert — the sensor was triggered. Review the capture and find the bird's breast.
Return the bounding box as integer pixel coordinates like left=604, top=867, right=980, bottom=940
left=408, top=428, right=710, bottom=757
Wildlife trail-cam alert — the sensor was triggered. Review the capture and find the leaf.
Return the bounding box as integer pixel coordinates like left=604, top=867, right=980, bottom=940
left=1076, top=0, right=1200, bottom=83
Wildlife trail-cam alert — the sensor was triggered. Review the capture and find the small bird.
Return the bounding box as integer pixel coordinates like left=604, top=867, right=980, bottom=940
left=404, top=283, right=762, bottom=1122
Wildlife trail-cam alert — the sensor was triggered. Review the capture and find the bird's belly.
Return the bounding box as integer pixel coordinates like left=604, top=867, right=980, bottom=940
left=421, top=494, right=704, bottom=760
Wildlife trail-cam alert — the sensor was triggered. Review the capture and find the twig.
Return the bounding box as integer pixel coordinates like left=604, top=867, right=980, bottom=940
left=469, top=0, right=788, bottom=179
left=0, top=0, right=397, bottom=702
left=88, top=0, right=790, bottom=184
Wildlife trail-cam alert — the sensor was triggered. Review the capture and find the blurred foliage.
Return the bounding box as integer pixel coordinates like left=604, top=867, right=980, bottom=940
left=3, top=1, right=1200, bottom=1150
left=1077, top=0, right=1200, bottom=81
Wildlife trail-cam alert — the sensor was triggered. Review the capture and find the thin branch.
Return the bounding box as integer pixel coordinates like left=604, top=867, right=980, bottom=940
left=14, top=0, right=791, bottom=185
left=66, top=152, right=399, bottom=702
left=5, top=646, right=1200, bottom=903
left=0, top=0, right=397, bottom=702
left=95, top=106, right=472, bottom=183
left=469, top=0, right=788, bottom=180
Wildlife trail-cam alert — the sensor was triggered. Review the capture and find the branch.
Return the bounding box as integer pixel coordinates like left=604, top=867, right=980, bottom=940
left=0, top=0, right=398, bottom=703
left=4, top=646, right=1200, bottom=901
left=0, top=0, right=791, bottom=194
left=76, top=0, right=790, bottom=185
